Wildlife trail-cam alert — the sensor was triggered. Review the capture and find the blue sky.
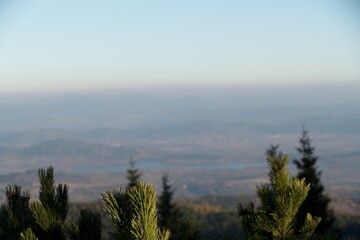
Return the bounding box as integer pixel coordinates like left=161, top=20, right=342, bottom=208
left=0, top=0, right=359, bottom=93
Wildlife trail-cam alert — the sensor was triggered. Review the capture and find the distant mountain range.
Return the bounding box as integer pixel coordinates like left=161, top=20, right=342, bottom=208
left=0, top=138, right=136, bottom=161
left=0, top=115, right=359, bottom=148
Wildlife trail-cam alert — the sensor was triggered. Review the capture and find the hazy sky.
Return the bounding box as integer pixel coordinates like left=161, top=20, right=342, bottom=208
left=0, top=1, right=359, bottom=93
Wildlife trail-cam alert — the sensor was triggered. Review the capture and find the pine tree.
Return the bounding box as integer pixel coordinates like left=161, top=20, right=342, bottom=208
left=158, top=174, right=182, bottom=230
left=102, top=182, right=170, bottom=240
left=20, top=228, right=38, bottom=240
left=77, top=209, right=102, bottom=240
left=294, top=128, right=334, bottom=234
left=29, top=166, right=69, bottom=240
left=0, top=185, right=34, bottom=240
left=266, top=144, right=282, bottom=158
left=171, top=219, right=200, bottom=240
left=158, top=174, right=200, bottom=240
left=127, top=157, right=142, bottom=189
left=238, top=155, right=320, bottom=240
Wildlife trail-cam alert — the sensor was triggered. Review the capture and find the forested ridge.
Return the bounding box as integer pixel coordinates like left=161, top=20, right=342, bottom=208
left=0, top=130, right=359, bottom=239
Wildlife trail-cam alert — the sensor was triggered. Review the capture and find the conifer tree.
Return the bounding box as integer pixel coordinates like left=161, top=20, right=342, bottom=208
left=0, top=185, right=34, bottom=240
left=29, top=166, right=69, bottom=240
left=158, top=174, right=182, bottom=230
left=171, top=220, right=200, bottom=240
left=102, top=181, right=170, bottom=240
left=294, top=128, right=334, bottom=234
left=158, top=174, right=200, bottom=240
left=20, top=228, right=38, bottom=240
left=266, top=144, right=282, bottom=158
left=127, top=157, right=142, bottom=189
left=0, top=166, right=104, bottom=240
left=77, top=209, right=102, bottom=240
left=238, top=155, right=320, bottom=240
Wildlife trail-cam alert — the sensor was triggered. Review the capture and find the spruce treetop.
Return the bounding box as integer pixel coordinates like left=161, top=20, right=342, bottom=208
left=127, top=157, right=142, bottom=189
left=158, top=174, right=182, bottom=230
left=293, top=127, right=334, bottom=234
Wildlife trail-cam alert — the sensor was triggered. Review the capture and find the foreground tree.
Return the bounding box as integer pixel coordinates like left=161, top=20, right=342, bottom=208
left=294, top=128, right=334, bottom=234
left=29, top=166, right=70, bottom=240
left=20, top=228, right=38, bottom=240
left=102, top=181, right=171, bottom=240
left=0, top=185, right=34, bottom=240
left=0, top=167, right=72, bottom=239
left=238, top=155, right=320, bottom=240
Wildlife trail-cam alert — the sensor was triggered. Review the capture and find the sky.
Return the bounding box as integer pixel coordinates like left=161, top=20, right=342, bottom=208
left=0, top=0, right=359, bottom=93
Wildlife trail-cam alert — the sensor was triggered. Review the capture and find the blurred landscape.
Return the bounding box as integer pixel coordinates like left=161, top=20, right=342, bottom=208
left=1, top=1, right=360, bottom=238
left=0, top=86, right=359, bottom=204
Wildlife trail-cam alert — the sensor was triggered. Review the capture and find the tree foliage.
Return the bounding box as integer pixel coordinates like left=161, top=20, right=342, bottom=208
left=158, top=174, right=200, bottom=240
left=29, top=166, right=69, bottom=240
left=77, top=209, right=102, bottom=240
left=238, top=155, right=320, bottom=240
left=102, top=181, right=170, bottom=240
left=158, top=174, right=182, bottom=230
left=20, top=228, right=38, bottom=240
left=294, top=128, right=334, bottom=234
left=0, top=185, right=34, bottom=240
